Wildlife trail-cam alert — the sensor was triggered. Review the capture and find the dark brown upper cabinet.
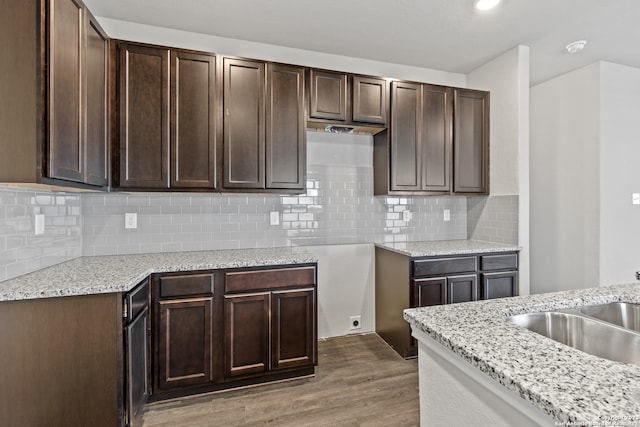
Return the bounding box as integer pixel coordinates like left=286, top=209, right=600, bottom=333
left=307, top=69, right=388, bottom=131
left=0, top=0, right=109, bottom=189
left=222, top=57, right=305, bottom=192
left=453, top=88, right=489, bottom=194
left=49, top=0, right=109, bottom=186
left=374, top=81, right=487, bottom=196
left=113, top=42, right=216, bottom=190
left=171, top=51, right=217, bottom=189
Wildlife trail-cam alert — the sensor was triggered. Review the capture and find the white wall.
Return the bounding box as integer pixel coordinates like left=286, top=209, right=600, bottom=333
left=599, top=63, right=640, bottom=285
left=97, top=18, right=466, bottom=87
left=466, top=46, right=530, bottom=295
left=530, top=63, right=601, bottom=293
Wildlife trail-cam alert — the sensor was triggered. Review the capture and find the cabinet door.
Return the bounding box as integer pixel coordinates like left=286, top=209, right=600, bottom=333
left=266, top=64, right=305, bottom=190
left=83, top=12, right=109, bottom=186
left=156, top=297, right=214, bottom=391
left=453, top=89, right=489, bottom=194
left=352, top=76, right=387, bottom=124
left=272, top=288, right=316, bottom=370
left=48, top=0, right=83, bottom=182
left=390, top=81, right=422, bottom=191
left=171, top=51, right=216, bottom=189
left=447, top=274, right=478, bottom=304
left=309, top=69, right=347, bottom=121
left=422, top=84, right=451, bottom=192
left=481, top=271, right=518, bottom=300
left=224, top=293, right=270, bottom=378
left=413, top=277, right=446, bottom=307
left=118, top=44, right=169, bottom=188
left=125, top=307, right=149, bottom=427
left=223, top=58, right=265, bottom=189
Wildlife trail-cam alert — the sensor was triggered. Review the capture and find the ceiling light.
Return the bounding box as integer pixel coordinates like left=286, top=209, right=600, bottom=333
left=565, top=40, right=587, bottom=54
left=474, top=0, right=502, bottom=11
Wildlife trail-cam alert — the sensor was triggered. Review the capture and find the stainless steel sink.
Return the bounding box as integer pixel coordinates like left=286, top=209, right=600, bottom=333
left=569, top=302, right=640, bottom=333
left=509, top=309, right=640, bottom=365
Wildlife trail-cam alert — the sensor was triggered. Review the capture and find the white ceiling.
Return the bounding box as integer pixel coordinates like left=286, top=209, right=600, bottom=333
left=85, top=0, right=640, bottom=86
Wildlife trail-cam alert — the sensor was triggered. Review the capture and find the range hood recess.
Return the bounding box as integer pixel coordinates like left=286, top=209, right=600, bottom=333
left=306, top=121, right=386, bottom=136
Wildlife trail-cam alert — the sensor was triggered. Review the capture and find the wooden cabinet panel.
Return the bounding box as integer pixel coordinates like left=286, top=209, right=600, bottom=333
left=448, top=274, right=478, bottom=304
left=266, top=64, right=305, bottom=190
left=224, top=293, right=270, bottom=378
left=413, top=256, right=476, bottom=277
left=272, top=288, right=316, bottom=370
left=225, top=266, right=316, bottom=293
left=413, top=278, right=447, bottom=307
left=353, top=76, right=387, bottom=124
left=125, top=305, right=149, bottom=427
left=157, top=297, right=214, bottom=391
left=481, top=271, right=518, bottom=300
left=159, top=273, right=215, bottom=298
left=390, top=81, right=422, bottom=191
left=223, top=58, right=265, bottom=189
left=48, top=0, right=83, bottom=182
left=309, top=69, right=347, bottom=121
left=171, top=51, right=216, bottom=189
left=422, top=84, right=451, bottom=192
left=83, top=13, right=109, bottom=186
left=480, top=253, right=518, bottom=271
left=454, top=89, right=489, bottom=194
left=118, top=44, right=169, bottom=188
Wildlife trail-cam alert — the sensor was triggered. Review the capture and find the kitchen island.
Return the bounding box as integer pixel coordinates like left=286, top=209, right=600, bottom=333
left=404, top=283, right=640, bottom=426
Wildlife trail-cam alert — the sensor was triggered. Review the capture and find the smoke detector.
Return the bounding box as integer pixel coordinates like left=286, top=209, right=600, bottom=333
left=565, top=40, right=587, bottom=54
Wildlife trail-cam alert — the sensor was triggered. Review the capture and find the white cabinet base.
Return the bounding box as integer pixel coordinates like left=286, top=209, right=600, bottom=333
left=412, top=327, right=555, bottom=427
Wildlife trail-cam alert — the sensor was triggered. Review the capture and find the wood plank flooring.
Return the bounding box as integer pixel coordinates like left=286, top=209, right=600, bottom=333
left=141, top=333, right=419, bottom=426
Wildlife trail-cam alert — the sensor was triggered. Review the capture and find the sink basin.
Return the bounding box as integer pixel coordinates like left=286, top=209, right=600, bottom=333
left=569, top=302, right=640, bottom=333
left=509, top=311, right=640, bottom=365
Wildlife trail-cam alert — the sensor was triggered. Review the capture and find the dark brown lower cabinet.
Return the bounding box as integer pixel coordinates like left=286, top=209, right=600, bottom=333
left=223, top=266, right=318, bottom=380
left=224, top=292, right=271, bottom=378
left=157, top=297, right=215, bottom=390
left=151, top=264, right=317, bottom=401
left=481, top=271, right=518, bottom=300
left=376, top=247, right=518, bottom=358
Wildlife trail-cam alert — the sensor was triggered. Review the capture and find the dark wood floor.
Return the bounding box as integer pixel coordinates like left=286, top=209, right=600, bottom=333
left=141, top=333, right=419, bottom=426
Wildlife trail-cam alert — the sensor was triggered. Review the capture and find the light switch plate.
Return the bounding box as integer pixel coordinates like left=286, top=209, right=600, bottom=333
left=633, top=193, right=640, bottom=205
left=402, top=210, right=412, bottom=222
left=125, top=213, right=138, bottom=229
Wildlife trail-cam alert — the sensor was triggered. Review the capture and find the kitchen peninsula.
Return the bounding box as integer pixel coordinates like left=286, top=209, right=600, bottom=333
left=404, top=283, right=640, bottom=426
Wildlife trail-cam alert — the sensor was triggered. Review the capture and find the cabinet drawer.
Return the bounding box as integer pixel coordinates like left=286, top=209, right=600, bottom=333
left=413, top=257, right=476, bottom=277
left=225, top=266, right=316, bottom=293
left=126, top=278, right=149, bottom=319
left=480, top=253, right=518, bottom=272
left=159, top=273, right=214, bottom=298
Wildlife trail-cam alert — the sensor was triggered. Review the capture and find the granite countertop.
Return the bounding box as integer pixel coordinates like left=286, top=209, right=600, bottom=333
left=404, top=283, right=640, bottom=424
left=375, top=239, right=520, bottom=257
left=0, top=247, right=317, bottom=302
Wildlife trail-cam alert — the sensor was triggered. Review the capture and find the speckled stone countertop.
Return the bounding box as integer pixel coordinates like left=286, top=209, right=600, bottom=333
left=375, top=239, right=520, bottom=257
left=0, top=247, right=317, bottom=302
left=404, top=283, right=640, bottom=424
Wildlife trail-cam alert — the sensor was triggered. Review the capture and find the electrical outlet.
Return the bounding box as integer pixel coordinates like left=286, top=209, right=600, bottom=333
left=402, top=210, right=412, bottom=222
left=633, top=193, right=640, bottom=205
left=125, top=213, right=138, bottom=229
left=636, top=271, right=640, bottom=281
left=443, top=209, right=451, bottom=222
left=270, top=211, right=280, bottom=226
left=349, top=315, right=362, bottom=331
left=34, top=214, right=45, bottom=235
